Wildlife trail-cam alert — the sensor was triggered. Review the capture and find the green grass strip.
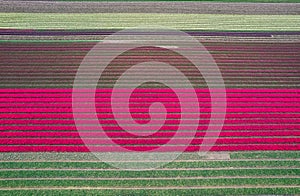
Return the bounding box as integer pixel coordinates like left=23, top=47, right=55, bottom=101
left=231, top=151, right=300, bottom=159
left=1, top=13, right=299, bottom=31
left=1, top=188, right=300, bottom=196
left=0, top=160, right=299, bottom=169
left=0, top=178, right=299, bottom=188
left=165, top=160, right=300, bottom=168
left=0, top=169, right=298, bottom=178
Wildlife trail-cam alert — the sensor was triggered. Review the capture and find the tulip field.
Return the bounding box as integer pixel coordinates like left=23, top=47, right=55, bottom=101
left=0, top=0, right=299, bottom=195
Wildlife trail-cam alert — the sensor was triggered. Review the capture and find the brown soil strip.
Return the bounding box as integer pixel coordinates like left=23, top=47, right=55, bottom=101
left=1, top=35, right=300, bottom=43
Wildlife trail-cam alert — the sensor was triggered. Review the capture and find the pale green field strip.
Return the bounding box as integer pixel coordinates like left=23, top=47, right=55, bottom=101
left=1, top=13, right=300, bottom=31
left=0, top=151, right=299, bottom=161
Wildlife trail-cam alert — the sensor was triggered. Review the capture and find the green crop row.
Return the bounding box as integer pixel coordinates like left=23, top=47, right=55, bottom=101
left=0, top=169, right=299, bottom=178
left=0, top=178, right=299, bottom=187
left=0, top=160, right=298, bottom=169
left=230, top=151, right=300, bottom=159
left=1, top=187, right=300, bottom=196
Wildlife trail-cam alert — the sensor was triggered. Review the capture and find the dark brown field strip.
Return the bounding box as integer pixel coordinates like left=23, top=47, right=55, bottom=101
left=1, top=42, right=299, bottom=48
left=0, top=42, right=299, bottom=88
left=1, top=1, right=299, bottom=14
left=1, top=29, right=300, bottom=37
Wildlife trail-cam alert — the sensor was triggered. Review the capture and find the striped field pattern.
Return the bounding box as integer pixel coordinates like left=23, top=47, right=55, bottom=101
left=1, top=0, right=300, bottom=195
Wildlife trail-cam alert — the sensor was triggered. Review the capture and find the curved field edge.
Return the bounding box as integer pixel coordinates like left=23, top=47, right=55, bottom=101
left=1, top=13, right=299, bottom=31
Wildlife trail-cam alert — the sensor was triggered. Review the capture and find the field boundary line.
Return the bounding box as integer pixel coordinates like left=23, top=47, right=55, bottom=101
left=0, top=176, right=300, bottom=181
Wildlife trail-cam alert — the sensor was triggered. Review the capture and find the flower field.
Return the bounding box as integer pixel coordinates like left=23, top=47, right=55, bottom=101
left=0, top=0, right=299, bottom=195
